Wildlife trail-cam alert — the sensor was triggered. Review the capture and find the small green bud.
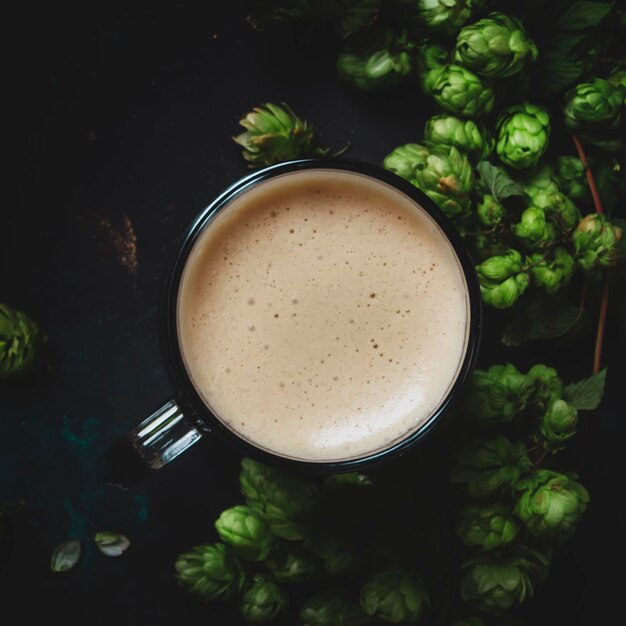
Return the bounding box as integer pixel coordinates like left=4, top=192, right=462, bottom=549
left=572, top=214, right=623, bottom=271
left=460, top=546, right=550, bottom=614
left=215, top=505, right=275, bottom=561
left=513, top=206, right=556, bottom=250
left=424, top=115, right=493, bottom=161
left=496, top=103, right=551, bottom=170
left=480, top=273, right=529, bottom=308
left=539, top=399, right=578, bottom=450
left=476, top=194, right=505, bottom=227
left=514, top=470, right=589, bottom=541
left=337, top=26, right=413, bottom=93
left=383, top=143, right=430, bottom=181
left=454, top=12, right=538, bottom=78
left=361, top=569, right=430, bottom=623
left=564, top=78, right=624, bottom=130
left=466, top=363, right=534, bottom=423
left=527, top=247, right=575, bottom=294
left=450, top=436, right=532, bottom=498
left=431, top=65, right=495, bottom=118
left=555, top=156, right=590, bottom=203
left=0, top=303, right=45, bottom=379
left=240, top=574, right=288, bottom=622
left=476, top=249, right=529, bottom=309
left=175, top=543, right=244, bottom=603
left=455, top=503, right=520, bottom=551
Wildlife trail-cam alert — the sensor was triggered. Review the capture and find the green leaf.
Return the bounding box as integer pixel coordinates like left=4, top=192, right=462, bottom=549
left=539, top=55, right=585, bottom=97
left=51, top=538, right=81, bottom=572
left=334, top=0, right=380, bottom=38
left=476, top=162, right=526, bottom=204
left=556, top=1, right=614, bottom=30
left=502, top=295, right=582, bottom=347
left=563, top=368, right=607, bottom=410
left=94, top=531, right=131, bottom=556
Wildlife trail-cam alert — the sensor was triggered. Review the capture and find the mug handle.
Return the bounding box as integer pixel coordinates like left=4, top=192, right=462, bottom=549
left=130, top=399, right=204, bottom=469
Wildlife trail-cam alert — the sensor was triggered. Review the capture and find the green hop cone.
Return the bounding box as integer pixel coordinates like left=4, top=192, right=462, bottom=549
left=476, top=194, right=505, bottom=227
left=312, top=538, right=356, bottom=575
left=455, top=503, right=520, bottom=551
left=234, top=103, right=327, bottom=166
left=555, top=156, right=590, bottom=203
left=175, top=543, right=244, bottom=603
left=564, top=78, right=624, bottom=130
left=299, top=589, right=368, bottom=626
left=450, top=437, right=532, bottom=498
left=539, top=399, right=578, bottom=450
left=383, top=143, right=430, bottom=181
left=527, top=364, right=564, bottom=408
left=496, top=103, right=550, bottom=170
left=460, top=546, right=550, bottom=615
left=266, top=546, right=322, bottom=583
left=513, top=206, right=556, bottom=250
left=416, top=0, right=472, bottom=36
left=467, top=363, right=533, bottom=423
left=431, top=65, right=495, bottom=118
left=476, top=249, right=529, bottom=309
left=514, top=470, right=589, bottom=540
left=337, top=26, right=413, bottom=92
left=0, top=304, right=44, bottom=379
left=531, top=189, right=581, bottom=231
left=240, top=574, right=288, bottom=623
left=527, top=247, right=575, bottom=294
left=470, top=232, right=509, bottom=261
left=360, top=569, right=430, bottom=623
left=520, top=164, right=559, bottom=200
left=572, top=214, right=623, bottom=271
left=240, top=458, right=318, bottom=540
left=416, top=41, right=448, bottom=93
left=453, top=12, right=538, bottom=78
left=424, top=115, right=493, bottom=161
left=215, top=505, right=275, bottom=561
left=412, top=145, right=474, bottom=218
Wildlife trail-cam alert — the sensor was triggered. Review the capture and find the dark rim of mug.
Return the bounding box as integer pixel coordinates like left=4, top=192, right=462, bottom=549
left=161, top=158, right=482, bottom=473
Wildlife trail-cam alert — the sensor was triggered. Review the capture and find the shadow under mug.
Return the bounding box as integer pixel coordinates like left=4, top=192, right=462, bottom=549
left=129, top=158, right=482, bottom=473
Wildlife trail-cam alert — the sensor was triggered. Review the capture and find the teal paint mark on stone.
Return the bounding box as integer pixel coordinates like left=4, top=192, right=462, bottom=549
left=135, top=494, right=149, bottom=523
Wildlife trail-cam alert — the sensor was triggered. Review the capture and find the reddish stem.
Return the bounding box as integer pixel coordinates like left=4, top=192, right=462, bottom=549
left=571, top=132, right=604, bottom=215
left=571, top=133, right=609, bottom=374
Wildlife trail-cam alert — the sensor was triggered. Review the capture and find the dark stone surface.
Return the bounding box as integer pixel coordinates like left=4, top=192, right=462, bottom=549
left=3, top=3, right=624, bottom=624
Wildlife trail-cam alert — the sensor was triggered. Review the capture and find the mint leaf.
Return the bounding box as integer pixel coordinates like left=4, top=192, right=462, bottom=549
left=563, top=368, right=607, bottom=410
left=557, top=1, right=614, bottom=30
left=502, top=295, right=582, bottom=346
left=477, top=162, right=526, bottom=204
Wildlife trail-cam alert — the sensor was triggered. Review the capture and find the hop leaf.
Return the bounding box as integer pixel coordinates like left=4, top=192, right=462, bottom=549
left=527, top=247, right=575, bottom=294
left=572, top=214, right=623, bottom=271
left=360, top=569, right=430, bottom=623
left=450, top=437, right=532, bottom=499
left=215, top=505, right=275, bottom=561
left=455, top=503, right=520, bottom=551
left=431, top=65, right=495, bottom=118
left=539, top=399, right=578, bottom=450
left=424, top=115, right=494, bottom=161
left=496, top=103, right=551, bottom=171
left=175, top=543, right=244, bottom=603
left=454, top=12, right=538, bottom=78
left=233, top=103, right=327, bottom=166
left=0, top=304, right=45, bottom=379
left=337, top=26, right=413, bottom=92
left=460, top=546, right=550, bottom=614
left=563, top=78, right=624, bottom=130
left=476, top=250, right=529, bottom=309
left=240, top=458, right=318, bottom=540
left=513, top=470, right=589, bottom=541
left=240, top=573, right=288, bottom=622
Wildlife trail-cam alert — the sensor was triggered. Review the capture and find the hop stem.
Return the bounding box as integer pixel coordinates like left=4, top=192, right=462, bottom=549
left=571, top=132, right=609, bottom=375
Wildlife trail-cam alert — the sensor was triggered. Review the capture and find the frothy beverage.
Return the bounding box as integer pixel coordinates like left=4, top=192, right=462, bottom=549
left=178, top=170, right=469, bottom=462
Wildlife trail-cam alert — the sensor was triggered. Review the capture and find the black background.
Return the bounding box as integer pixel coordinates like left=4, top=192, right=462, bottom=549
left=3, top=3, right=624, bottom=624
